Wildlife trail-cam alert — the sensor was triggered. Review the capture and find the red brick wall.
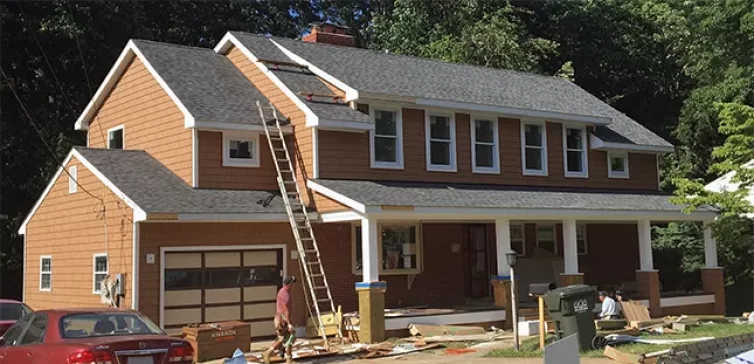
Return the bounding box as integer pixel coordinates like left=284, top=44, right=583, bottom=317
left=314, top=223, right=468, bottom=313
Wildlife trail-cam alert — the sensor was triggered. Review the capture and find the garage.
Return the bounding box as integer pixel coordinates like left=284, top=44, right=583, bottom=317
left=161, top=248, right=284, bottom=337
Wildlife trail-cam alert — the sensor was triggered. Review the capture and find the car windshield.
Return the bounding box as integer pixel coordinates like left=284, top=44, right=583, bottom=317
left=0, top=303, right=30, bottom=321
left=60, top=312, right=164, bottom=338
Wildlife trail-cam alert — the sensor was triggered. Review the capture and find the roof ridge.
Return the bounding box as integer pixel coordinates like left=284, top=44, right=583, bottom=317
left=248, top=32, right=570, bottom=84
left=73, top=146, right=147, bottom=153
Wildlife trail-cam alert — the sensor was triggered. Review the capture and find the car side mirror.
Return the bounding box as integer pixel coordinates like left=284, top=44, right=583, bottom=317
left=0, top=337, right=6, bottom=346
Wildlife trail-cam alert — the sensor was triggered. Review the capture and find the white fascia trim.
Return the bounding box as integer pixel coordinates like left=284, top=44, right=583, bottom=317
left=174, top=212, right=317, bottom=222
left=132, top=219, right=140, bottom=310
left=589, top=134, right=674, bottom=153
left=214, top=33, right=319, bottom=126
left=415, top=97, right=612, bottom=125
left=18, top=150, right=76, bottom=234
left=191, top=129, right=198, bottom=187
left=312, top=128, right=320, bottom=179
left=193, top=122, right=292, bottom=134
left=316, top=120, right=374, bottom=132
left=367, top=207, right=717, bottom=221
left=319, top=211, right=364, bottom=222
left=269, top=39, right=359, bottom=101
left=75, top=40, right=195, bottom=131
left=159, top=244, right=288, bottom=329
left=306, top=180, right=368, bottom=213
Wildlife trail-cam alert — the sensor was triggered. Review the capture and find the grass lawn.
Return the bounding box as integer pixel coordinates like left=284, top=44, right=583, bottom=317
left=486, top=323, right=754, bottom=359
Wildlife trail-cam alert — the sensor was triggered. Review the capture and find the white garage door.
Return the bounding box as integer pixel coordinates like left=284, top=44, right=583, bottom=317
left=163, top=249, right=282, bottom=337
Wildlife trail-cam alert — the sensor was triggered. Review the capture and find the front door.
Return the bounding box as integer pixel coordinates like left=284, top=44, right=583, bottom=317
left=466, top=225, right=490, bottom=298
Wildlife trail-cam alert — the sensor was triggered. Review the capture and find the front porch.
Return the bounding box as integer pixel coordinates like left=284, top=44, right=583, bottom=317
left=308, top=179, right=722, bottom=342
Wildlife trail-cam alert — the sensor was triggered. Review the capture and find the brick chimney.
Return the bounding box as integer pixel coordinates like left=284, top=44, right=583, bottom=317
left=303, top=22, right=356, bottom=47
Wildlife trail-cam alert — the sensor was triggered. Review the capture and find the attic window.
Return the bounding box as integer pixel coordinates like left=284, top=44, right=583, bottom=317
left=68, top=166, right=77, bottom=194
left=107, top=125, right=124, bottom=149
left=222, top=132, right=260, bottom=168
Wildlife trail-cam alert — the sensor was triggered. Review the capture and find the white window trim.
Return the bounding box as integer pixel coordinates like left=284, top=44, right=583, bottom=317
left=107, top=124, right=125, bottom=149
left=536, top=224, right=558, bottom=254
left=352, top=222, right=423, bottom=276
left=608, top=150, right=630, bottom=179
left=370, top=106, right=404, bottom=170
left=425, top=111, right=457, bottom=172
left=92, top=253, right=108, bottom=294
left=562, top=125, right=589, bottom=178
left=471, top=116, right=500, bottom=174
left=39, top=256, right=51, bottom=292
left=510, top=223, right=526, bottom=256
left=68, top=166, right=78, bottom=194
left=222, top=131, right=260, bottom=168
left=521, top=120, right=548, bottom=176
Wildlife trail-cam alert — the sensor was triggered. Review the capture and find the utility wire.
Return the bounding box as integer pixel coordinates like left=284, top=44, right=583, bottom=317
left=0, top=68, right=102, bottom=203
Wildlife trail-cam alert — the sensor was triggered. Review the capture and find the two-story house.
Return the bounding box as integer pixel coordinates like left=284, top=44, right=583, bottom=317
left=18, top=23, right=721, bottom=341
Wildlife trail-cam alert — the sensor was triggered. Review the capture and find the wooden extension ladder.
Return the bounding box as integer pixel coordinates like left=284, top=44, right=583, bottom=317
left=256, top=101, right=342, bottom=344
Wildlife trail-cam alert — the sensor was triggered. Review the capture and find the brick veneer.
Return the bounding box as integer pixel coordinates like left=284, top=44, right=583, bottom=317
left=701, top=267, right=726, bottom=315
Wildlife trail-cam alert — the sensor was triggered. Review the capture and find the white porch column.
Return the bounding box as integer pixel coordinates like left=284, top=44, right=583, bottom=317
left=361, top=217, right=379, bottom=282
left=637, top=220, right=654, bottom=271
left=563, top=219, right=579, bottom=274
left=495, top=218, right=511, bottom=277
left=704, top=225, right=719, bottom=268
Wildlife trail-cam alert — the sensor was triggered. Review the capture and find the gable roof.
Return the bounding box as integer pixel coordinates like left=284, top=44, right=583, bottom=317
left=19, top=147, right=296, bottom=234
left=75, top=40, right=280, bottom=132
left=244, top=33, right=671, bottom=151
left=221, top=32, right=372, bottom=129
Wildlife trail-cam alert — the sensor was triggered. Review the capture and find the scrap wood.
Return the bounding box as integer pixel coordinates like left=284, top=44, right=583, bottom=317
left=408, top=323, right=486, bottom=337
left=605, top=334, right=714, bottom=345
left=596, top=319, right=628, bottom=330
left=405, top=332, right=511, bottom=343
left=445, top=348, right=476, bottom=355
left=357, top=343, right=443, bottom=359
left=603, top=345, right=644, bottom=364
left=632, top=319, right=667, bottom=329
left=622, top=301, right=652, bottom=323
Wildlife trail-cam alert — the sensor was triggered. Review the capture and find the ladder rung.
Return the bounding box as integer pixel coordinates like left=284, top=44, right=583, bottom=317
left=276, top=158, right=288, bottom=162
left=317, top=299, right=331, bottom=303
left=314, top=286, right=327, bottom=290
left=304, top=249, right=317, bottom=254
left=274, top=148, right=285, bottom=151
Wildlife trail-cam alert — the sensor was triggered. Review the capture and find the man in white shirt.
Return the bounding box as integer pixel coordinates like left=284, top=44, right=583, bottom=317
left=598, top=291, right=620, bottom=320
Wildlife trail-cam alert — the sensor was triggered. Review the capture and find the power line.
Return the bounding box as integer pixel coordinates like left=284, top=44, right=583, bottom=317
left=0, top=68, right=103, bottom=203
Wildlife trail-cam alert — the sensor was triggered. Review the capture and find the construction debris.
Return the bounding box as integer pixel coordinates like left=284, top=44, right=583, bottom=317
left=405, top=332, right=511, bottom=343
left=354, top=343, right=444, bottom=359
left=408, top=324, right=486, bottom=337
left=604, top=334, right=714, bottom=345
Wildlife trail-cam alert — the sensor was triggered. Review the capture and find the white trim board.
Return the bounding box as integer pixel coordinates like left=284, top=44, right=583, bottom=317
left=319, top=211, right=364, bottom=223
left=159, top=244, right=288, bottom=329
left=75, top=40, right=194, bottom=131
left=18, top=148, right=148, bottom=235
left=589, top=134, right=674, bottom=153
left=383, top=310, right=506, bottom=331
left=132, top=219, right=140, bottom=310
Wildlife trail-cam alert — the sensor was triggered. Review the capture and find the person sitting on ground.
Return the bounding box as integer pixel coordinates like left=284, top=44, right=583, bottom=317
left=598, top=291, right=621, bottom=320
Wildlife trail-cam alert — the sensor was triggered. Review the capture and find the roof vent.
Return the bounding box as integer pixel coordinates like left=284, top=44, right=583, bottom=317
left=302, top=21, right=356, bottom=47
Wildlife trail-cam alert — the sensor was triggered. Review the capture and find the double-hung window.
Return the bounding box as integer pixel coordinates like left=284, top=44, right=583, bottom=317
left=577, top=224, right=588, bottom=255
left=425, top=113, right=457, bottom=172
left=371, top=108, right=403, bottom=169
left=521, top=121, right=547, bottom=175
left=608, top=151, right=629, bottom=178
left=222, top=132, right=260, bottom=167
left=563, top=126, right=588, bottom=177
left=536, top=225, right=557, bottom=254
left=39, top=256, right=51, bottom=292
left=510, top=224, right=525, bottom=255
left=93, top=254, right=108, bottom=294
left=471, top=118, right=500, bottom=173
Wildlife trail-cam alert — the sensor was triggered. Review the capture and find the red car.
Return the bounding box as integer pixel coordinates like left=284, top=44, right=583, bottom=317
left=0, top=299, right=32, bottom=337
left=0, top=308, right=194, bottom=364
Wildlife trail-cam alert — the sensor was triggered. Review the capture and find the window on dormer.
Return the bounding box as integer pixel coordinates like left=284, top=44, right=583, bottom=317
left=425, top=113, right=456, bottom=172
left=472, top=118, right=499, bottom=174
left=222, top=132, right=259, bottom=168
left=608, top=151, right=629, bottom=178
left=371, top=109, right=403, bottom=169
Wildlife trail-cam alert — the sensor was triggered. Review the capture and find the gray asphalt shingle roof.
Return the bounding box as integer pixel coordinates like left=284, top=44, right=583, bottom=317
left=262, top=35, right=670, bottom=148
left=228, top=32, right=371, bottom=124
left=75, top=147, right=287, bottom=214
left=133, top=40, right=275, bottom=126
left=312, top=179, right=689, bottom=212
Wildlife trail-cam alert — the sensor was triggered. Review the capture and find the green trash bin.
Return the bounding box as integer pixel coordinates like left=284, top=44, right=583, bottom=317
left=543, top=284, right=597, bottom=351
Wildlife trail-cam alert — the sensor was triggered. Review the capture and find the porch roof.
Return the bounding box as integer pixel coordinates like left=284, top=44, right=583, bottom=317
left=308, top=179, right=716, bottom=220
